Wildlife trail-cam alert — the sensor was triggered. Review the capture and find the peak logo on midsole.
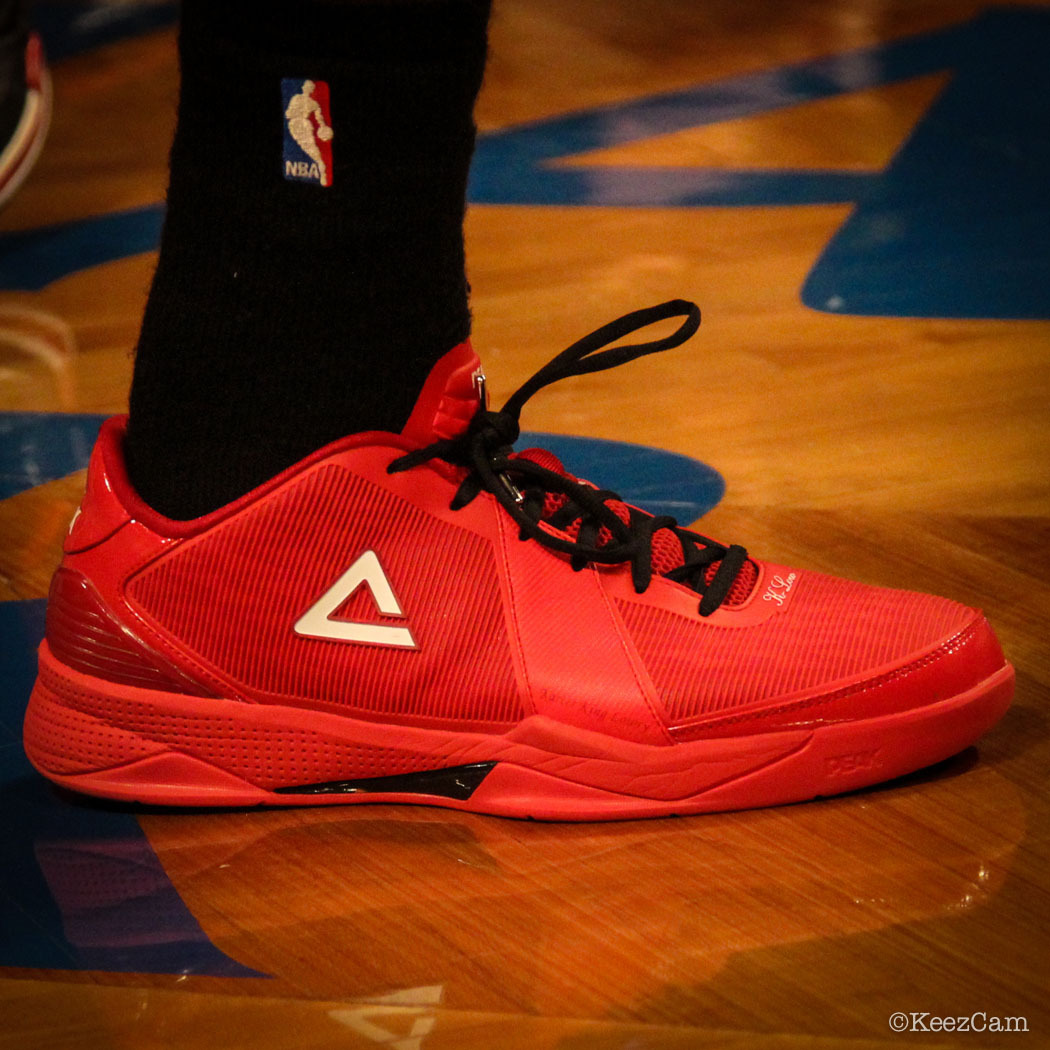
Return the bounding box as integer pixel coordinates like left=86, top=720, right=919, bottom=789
left=294, top=551, right=417, bottom=649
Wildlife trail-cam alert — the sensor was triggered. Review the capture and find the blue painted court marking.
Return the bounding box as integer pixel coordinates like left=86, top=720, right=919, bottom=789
left=522, top=432, right=723, bottom=523
left=469, top=24, right=967, bottom=207
left=0, top=412, right=108, bottom=499
left=802, top=7, right=1050, bottom=319
left=2, top=9, right=1047, bottom=316
left=468, top=8, right=1050, bottom=319
left=0, top=599, right=263, bottom=976
left=0, top=206, right=165, bottom=294
left=33, top=1, right=178, bottom=63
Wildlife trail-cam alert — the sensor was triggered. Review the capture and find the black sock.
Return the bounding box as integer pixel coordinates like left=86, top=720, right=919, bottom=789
left=126, top=0, right=491, bottom=520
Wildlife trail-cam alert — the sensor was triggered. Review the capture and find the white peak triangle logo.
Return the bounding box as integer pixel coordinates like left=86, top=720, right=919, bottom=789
left=294, top=551, right=417, bottom=649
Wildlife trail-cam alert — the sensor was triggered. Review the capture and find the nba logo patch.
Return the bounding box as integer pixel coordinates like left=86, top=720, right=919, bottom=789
left=282, top=78, right=334, bottom=187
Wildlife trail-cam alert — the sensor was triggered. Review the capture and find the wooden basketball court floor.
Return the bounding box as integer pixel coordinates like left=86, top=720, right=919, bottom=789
left=2, top=1, right=1048, bottom=1046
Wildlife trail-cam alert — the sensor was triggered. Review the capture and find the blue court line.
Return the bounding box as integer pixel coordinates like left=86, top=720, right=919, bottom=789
left=473, top=24, right=968, bottom=164
left=469, top=167, right=875, bottom=208
left=0, top=206, right=165, bottom=294
left=0, top=598, right=264, bottom=976
left=2, top=10, right=1046, bottom=317
left=802, top=7, right=1050, bottom=318
left=33, top=1, right=178, bottom=63
left=0, top=411, right=111, bottom=499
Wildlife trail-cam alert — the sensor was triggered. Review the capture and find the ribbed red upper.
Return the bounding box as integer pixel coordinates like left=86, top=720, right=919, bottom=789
left=619, top=571, right=977, bottom=724
left=127, top=463, right=524, bottom=727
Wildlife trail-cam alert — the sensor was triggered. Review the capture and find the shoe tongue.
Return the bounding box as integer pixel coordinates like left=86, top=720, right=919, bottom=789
left=400, top=340, right=485, bottom=445
left=516, top=447, right=758, bottom=605
left=513, top=447, right=567, bottom=475
left=515, top=449, right=688, bottom=573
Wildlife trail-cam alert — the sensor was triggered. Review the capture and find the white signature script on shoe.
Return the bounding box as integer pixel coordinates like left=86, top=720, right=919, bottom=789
left=762, top=572, right=797, bottom=606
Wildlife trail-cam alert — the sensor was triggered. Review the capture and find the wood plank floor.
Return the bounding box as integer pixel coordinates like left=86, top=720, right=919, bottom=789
left=2, top=1, right=1048, bottom=1047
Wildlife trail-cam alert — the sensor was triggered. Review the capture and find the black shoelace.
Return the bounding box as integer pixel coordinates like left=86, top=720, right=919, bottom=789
left=388, top=300, right=749, bottom=616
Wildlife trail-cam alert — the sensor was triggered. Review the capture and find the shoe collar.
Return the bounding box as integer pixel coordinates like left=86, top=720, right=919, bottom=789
left=76, top=342, right=483, bottom=542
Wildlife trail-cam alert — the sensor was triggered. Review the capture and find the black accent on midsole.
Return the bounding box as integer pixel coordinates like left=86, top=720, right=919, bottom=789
left=274, top=762, right=497, bottom=800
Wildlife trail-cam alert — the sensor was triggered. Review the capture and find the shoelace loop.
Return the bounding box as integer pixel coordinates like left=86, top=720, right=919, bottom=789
left=389, top=300, right=748, bottom=617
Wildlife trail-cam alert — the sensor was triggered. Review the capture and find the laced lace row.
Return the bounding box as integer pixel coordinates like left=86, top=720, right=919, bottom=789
left=389, top=300, right=749, bottom=616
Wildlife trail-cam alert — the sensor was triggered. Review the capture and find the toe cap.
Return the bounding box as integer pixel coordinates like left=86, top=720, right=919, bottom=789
left=619, top=567, right=1009, bottom=740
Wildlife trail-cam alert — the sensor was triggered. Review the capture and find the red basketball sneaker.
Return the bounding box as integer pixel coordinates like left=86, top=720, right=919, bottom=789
left=23, top=302, right=1013, bottom=819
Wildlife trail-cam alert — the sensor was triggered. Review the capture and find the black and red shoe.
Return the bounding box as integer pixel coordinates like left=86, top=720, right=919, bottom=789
left=0, top=28, right=50, bottom=210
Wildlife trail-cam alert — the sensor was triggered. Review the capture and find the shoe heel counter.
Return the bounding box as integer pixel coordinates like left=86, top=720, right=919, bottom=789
left=65, top=418, right=133, bottom=555
left=45, top=567, right=212, bottom=695
left=47, top=418, right=215, bottom=696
